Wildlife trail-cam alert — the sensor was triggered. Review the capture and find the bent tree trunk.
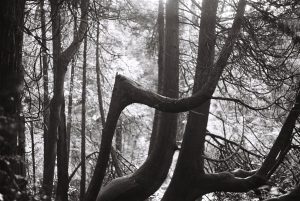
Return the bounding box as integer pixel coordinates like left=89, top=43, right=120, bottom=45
left=84, top=0, right=299, bottom=200
left=85, top=0, right=248, bottom=201
left=97, top=0, right=179, bottom=199
left=85, top=0, right=180, bottom=200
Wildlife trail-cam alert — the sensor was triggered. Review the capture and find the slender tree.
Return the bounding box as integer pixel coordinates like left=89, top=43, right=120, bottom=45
left=30, top=121, right=36, bottom=193
left=42, top=0, right=89, bottom=199
left=80, top=34, right=88, bottom=201
left=148, top=0, right=165, bottom=154
left=66, top=10, right=78, bottom=165
left=40, top=0, right=50, bottom=172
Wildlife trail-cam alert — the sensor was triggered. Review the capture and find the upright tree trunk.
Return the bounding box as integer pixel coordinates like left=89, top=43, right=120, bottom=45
left=66, top=12, right=78, bottom=165
left=30, top=121, right=36, bottom=193
left=40, top=0, right=50, bottom=176
left=95, top=22, right=106, bottom=128
left=0, top=1, right=25, bottom=147
left=42, top=0, right=89, bottom=198
left=56, top=8, right=79, bottom=201
left=80, top=34, right=88, bottom=201
left=148, top=0, right=165, bottom=154
left=42, top=1, right=62, bottom=198
left=162, top=1, right=218, bottom=200
left=162, top=1, right=249, bottom=200
left=56, top=102, right=68, bottom=201
left=0, top=0, right=26, bottom=199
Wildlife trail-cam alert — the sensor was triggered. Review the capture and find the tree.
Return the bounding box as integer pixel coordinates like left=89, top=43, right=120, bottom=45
left=85, top=0, right=251, bottom=200
left=0, top=0, right=26, bottom=200
left=3, top=0, right=300, bottom=200
left=89, top=0, right=300, bottom=200
left=85, top=0, right=180, bottom=200
left=80, top=34, right=88, bottom=201
left=42, top=0, right=89, bottom=199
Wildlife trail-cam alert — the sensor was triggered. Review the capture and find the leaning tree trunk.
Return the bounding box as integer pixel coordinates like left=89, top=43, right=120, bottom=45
left=0, top=0, right=26, bottom=199
left=87, top=0, right=247, bottom=200
left=85, top=0, right=180, bottom=200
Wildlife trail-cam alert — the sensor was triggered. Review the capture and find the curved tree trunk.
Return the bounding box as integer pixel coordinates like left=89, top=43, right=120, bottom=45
left=85, top=0, right=179, bottom=200
left=84, top=0, right=299, bottom=200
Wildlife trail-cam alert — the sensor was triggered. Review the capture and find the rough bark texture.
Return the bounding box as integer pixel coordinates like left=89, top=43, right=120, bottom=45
left=0, top=0, right=25, bottom=165
left=0, top=0, right=26, bottom=199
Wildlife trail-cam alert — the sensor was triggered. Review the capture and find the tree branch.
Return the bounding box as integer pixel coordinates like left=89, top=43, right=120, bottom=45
left=60, top=0, right=89, bottom=67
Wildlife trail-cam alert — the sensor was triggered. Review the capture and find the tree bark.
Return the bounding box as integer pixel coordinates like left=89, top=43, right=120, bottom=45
left=42, top=0, right=89, bottom=199
left=80, top=34, right=88, bottom=201
left=30, top=121, right=36, bottom=193
left=40, top=0, right=50, bottom=181
left=66, top=11, right=78, bottom=167
left=0, top=0, right=26, bottom=199
left=162, top=0, right=218, bottom=200
left=86, top=0, right=180, bottom=200
left=148, top=0, right=165, bottom=154
left=95, top=22, right=106, bottom=128
left=85, top=0, right=247, bottom=200
left=56, top=102, right=68, bottom=201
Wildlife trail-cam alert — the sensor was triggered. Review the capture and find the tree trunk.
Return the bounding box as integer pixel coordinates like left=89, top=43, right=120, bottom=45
left=85, top=0, right=246, bottom=200
left=42, top=1, right=63, bottom=198
left=93, top=0, right=180, bottom=200
left=0, top=0, right=26, bottom=199
left=42, top=0, right=89, bottom=198
left=162, top=1, right=218, bottom=200
left=95, top=22, right=106, bottom=128
left=56, top=101, right=68, bottom=201
left=40, top=0, right=50, bottom=181
left=80, top=34, right=88, bottom=201
left=66, top=12, right=78, bottom=167
left=148, top=0, right=165, bottom=155
left=115, top=119, right=122, bottom=153
left=30, top=121, right=36, bottom=193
